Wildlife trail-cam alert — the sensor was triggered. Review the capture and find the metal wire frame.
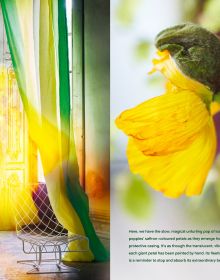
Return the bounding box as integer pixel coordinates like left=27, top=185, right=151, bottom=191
left=12, top=183, right=90, bottom=274
left=17, top=235, right=90, bottom=274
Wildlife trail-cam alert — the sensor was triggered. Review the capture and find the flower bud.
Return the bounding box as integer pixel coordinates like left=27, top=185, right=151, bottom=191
left=155, top=23, right=220, bottom=94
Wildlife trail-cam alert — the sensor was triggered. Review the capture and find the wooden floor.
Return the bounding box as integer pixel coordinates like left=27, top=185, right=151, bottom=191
left=0, top=232, right=110, bottom=280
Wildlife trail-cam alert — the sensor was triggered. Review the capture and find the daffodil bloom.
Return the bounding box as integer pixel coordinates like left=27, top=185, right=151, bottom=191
left=116, top=23, right=220, bottom=198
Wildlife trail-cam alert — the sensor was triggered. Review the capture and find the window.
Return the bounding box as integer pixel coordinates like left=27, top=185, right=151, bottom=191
left=0, top=0, right=110, bottom=233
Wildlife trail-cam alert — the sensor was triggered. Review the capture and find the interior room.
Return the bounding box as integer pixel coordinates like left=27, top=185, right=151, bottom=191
left=0, top=0, right=110, bottom=279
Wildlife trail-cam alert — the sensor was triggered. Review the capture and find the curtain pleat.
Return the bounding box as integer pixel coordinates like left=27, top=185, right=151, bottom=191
left=0, top=0, right=109, bottom=262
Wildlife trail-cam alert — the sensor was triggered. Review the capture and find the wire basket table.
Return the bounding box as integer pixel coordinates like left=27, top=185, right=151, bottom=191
left=12, top=183, right=89, bottom=274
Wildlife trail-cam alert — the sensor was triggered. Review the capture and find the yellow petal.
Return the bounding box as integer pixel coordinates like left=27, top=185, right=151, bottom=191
left=127, top=118, right=216, bottom=198
left=150, top=50, right=213, bottom=106
left=116, top=91, right=210, bottom=155
left=165, top=81, right=179, bottom=94
left=211, top=101, right=220, bottom=116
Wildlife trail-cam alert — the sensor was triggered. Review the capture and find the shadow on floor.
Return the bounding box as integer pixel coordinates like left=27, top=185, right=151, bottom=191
left=0, top=232, right=110, bottom=280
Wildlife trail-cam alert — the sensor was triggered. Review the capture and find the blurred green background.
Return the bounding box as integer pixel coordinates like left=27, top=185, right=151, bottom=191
left=112, top=0, right=220, bottom=225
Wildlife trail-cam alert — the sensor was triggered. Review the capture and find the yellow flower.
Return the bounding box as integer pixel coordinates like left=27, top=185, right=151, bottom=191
left=116, top=50, right=219, bottom=198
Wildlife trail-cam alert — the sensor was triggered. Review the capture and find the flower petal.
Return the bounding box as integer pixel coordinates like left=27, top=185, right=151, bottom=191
left=211, top=101, right=220, bottom=116
left=151, top=50, right=212, bottom=106
left=116, top=91, right=209, bottom=155
left=127, top=119, right=216, bottom=198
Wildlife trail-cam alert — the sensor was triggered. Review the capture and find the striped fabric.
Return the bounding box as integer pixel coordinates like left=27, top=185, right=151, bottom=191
left=0, top=0, right=109, bottom=261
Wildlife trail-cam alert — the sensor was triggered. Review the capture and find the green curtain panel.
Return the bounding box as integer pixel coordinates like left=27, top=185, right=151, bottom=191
left=0, top=0, right=109, bottom=262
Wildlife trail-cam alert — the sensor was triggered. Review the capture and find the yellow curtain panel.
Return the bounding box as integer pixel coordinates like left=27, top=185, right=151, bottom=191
left=0, top=0, right=109, bottom=262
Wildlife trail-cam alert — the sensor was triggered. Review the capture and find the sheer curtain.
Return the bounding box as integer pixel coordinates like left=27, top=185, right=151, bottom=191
left=1, top=0, right=109, bottom=262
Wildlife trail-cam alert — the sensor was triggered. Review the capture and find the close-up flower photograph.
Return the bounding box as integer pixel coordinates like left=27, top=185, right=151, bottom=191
left=111, top=0, right=220, bottom=279
left=1, top=0, right=220, bottom=279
